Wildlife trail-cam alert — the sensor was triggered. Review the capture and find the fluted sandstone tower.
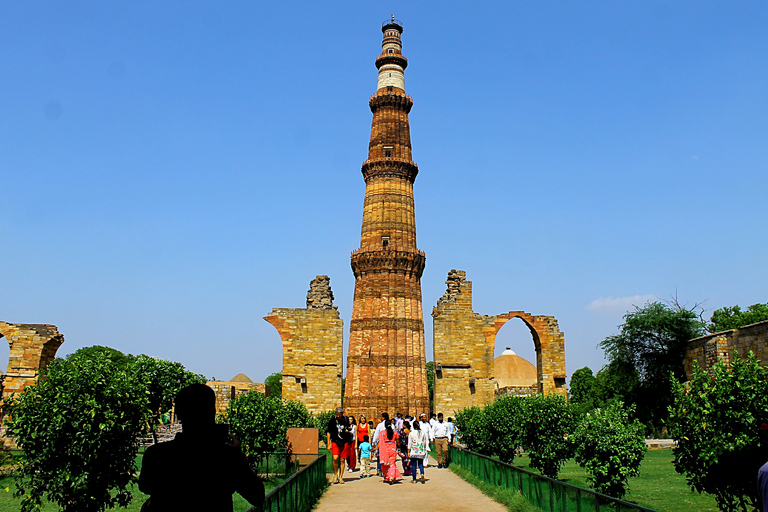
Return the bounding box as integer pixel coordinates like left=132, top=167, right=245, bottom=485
left=344, top=18, right=429, bottom=420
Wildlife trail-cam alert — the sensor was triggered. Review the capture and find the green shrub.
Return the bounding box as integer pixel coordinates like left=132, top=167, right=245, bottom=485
left=519, top=393, right=576, bottom=478
left=311, top=410, right=335, bottom=443
left=572, top=401, right=646, bottom=499
left=479, top=395, right=525, bottom=464
left=4, top=355, right=149, bottom=512
left=669, top=352, right=768, bottom=512
left=454, top=406, right=489, bottom=453
left=223, top=391, right=312, bottom=468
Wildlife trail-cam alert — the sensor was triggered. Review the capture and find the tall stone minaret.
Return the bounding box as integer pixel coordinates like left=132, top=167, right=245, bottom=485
left=345, top=17, right=429, bottom=420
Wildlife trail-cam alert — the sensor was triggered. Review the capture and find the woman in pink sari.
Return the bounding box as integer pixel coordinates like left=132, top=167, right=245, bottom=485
left=378, top=420, right=402, bottom=484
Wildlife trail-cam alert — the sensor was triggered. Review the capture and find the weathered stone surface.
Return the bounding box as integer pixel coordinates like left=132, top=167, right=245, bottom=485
left=432, top=270, right=567, bottom=418
left=0, top=322, right=64, bottom=447
left=306, top=275, right=337, bottom=311
left=684, top=320, right=768, bottom=379
left=0, top=322, right=64, bottom=400
left=265, top=276, right=344, bottom=415
left=344, top=22, right=429, bottom=421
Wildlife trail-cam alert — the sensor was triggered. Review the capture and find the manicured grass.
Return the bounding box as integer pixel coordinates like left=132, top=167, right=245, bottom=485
left=450, top=465, right=544, bottom=512
left=0, top=452, right=284, bottom=512
left=511, top=449, right=719, bottom=512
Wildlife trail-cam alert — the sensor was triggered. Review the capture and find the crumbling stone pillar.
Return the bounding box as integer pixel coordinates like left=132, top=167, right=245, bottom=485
left=432, top=271, right=497, bottom=417
left=0, top=322, right=64, bottom=400
left=264, top=276, right=343, bottom=415
left=432, top=270, right=567, bottom=418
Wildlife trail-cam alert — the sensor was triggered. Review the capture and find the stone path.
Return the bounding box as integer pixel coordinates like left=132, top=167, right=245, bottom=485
left=312, top=455, right=507, bottom=511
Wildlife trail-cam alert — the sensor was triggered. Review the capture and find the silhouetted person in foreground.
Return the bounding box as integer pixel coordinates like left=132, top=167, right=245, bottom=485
left=139, top=383, right=265, bottom=511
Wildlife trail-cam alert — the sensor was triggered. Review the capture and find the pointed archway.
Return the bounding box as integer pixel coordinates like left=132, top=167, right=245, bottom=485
left=432, top=270, right=566, bottom=418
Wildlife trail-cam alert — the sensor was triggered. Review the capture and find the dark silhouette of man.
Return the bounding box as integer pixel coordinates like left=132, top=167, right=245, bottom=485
left=139, top=383, right=265, bottom=511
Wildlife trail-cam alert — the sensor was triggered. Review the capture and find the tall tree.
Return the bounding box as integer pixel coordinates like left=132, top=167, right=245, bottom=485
left=708, top=302, right=768, bottom=333
left=569, top=367, right=596, bottom=406
left=264, top=372, right=282, bottom=398
left=599, top=301, right=705, bottom=432
left=131, top=355, right=207, bottom=438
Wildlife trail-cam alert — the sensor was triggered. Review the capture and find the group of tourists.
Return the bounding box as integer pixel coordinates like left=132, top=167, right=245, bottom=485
left=326, top=407, right=456, bottom=485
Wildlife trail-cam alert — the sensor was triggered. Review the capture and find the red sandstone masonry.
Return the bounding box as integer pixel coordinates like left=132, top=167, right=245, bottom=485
left=345, top=21, right=429, bottom=421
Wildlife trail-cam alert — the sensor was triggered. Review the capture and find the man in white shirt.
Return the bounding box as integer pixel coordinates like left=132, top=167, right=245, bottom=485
left=432, top=413, right=451, bottom=468
left=417, top=413, right=434, bottom=441
left=416, top=413, right=434, bottom=467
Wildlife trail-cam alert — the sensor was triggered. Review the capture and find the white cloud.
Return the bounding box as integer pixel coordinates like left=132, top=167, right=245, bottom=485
left=586, top=295, right=658, bottom=313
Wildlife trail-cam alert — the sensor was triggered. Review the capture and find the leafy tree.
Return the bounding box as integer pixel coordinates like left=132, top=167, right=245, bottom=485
left=426, top=361, right=434, bottom=410
left=4, top=355, right=148, bottom=512
left=519, top=394, right=576, bottom=478
left=482, top=395, right=525, bottom=464
left=569, top=367, right=596, bottom=406
left=572, top=401, right=646, bottom=499
left=599, top=301, right=705, bottom=432
left=593, top=360, right=640, bottom=407
left=668, top=352, right=768, bottom=512
left=223, top=391, right=312, bottom=468
left=130, top=355, right=206, bottom=439
left=453, top=406, right=489, bottom=454
left=66, top=345, right=134, bottom=369
left=264, top=372, right=282, bottom=398
left=311, top=410, right=335, bottom=443
left=709, top=302, right=768, bottom=333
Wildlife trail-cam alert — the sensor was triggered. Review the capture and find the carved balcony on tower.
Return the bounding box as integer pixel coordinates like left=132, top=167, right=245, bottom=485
left=350, top=248, right=426, bottom=278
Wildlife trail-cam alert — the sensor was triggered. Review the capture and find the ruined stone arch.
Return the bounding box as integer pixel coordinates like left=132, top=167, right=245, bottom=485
left=492, top=311, right=566, bottom=396
left=0, top=322, right=64, bottom=400
left=432, top=270, right=566, bottom=418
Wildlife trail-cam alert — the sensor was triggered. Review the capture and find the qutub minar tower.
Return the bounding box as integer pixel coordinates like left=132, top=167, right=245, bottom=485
left=344, top=17, right=430, bottom=420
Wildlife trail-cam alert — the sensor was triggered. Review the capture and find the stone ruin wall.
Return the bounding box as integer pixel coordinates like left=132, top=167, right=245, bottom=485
left=0, top=322, right=64, bottom=400
left=207, top=381, right=267, bottom=416
left=431, top=270, right=567, bottom=419
left=264, top=275, right=344, bottom=415
left=0, top=322, right=65, bottom=447
left=684, top=320, right=768, bottom=380
left=432, top=271, right=497, bottom=416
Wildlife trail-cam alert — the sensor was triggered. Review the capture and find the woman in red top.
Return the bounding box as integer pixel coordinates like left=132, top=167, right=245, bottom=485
left=356, top=415, right=369, bottom=462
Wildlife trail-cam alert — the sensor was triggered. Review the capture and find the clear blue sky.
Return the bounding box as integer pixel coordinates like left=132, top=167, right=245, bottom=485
left=2, top=2, right=766, bottom=383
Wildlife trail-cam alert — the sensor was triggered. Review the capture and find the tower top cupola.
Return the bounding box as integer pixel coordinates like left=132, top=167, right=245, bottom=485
left=376, top=15, right=408, bottom=92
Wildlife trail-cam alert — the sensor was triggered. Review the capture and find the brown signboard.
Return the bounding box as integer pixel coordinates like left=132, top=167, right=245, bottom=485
left=286, top=427, right=319, bottom=465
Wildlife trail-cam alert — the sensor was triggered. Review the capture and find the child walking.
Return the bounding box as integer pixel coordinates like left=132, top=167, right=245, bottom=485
left=358, top=435, right=372, bottom=477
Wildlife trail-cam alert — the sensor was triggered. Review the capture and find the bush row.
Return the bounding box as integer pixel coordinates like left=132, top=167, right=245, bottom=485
left=454, top=394, right=646, bottom=499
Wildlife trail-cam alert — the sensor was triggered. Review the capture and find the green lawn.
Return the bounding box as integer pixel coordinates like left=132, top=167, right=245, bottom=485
left=0, top=451, right=284, bottom=512
left=511, top=449, right=719, bottom=512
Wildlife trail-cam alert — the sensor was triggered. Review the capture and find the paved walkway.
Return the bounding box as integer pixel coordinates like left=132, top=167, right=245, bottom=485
left=312, top=455, right=507, bottom=511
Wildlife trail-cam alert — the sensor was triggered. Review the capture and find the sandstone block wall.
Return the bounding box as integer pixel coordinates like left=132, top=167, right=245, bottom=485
left=0, top=322, right=64, bottom=400
left=431, top=270, right=567, bottom=418
left=432, top=271, right=497, bottom=416
left=684, top=320, right=768, bottom=380
left=264, top=276, right=343, bottom=415
left=208, top=381, right=267, bottom=415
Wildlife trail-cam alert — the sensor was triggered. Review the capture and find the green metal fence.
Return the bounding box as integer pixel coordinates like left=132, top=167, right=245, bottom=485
left=450, top=446, right=660, bottom=512
left=252, top=451, right=300, bottom=478
left=248, top=453, right=328, bottom=512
